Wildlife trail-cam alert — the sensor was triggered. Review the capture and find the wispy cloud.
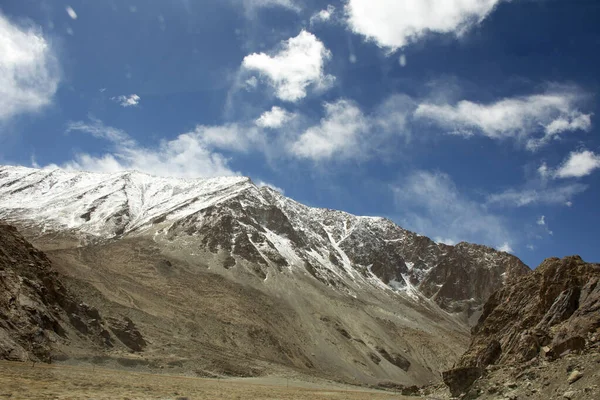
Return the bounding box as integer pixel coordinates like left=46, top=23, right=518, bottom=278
left=310, top=5, right=335, bottom=25
left=256, top=180, right=285, bottom=194
left=288, top=94, right=413, bottom=161
left=345, top=0, right=506, bottom=50
left=240, top=0, right=300, bottom=16
left=54, top=119, right=237, bottom=178
left=391, top=170, right=513, bottom=250
left=0, top=12, right=60, bottom=122
left=290, top=99, right=368, bottom=160
left=242, top=30, right=335, bottom=102
left=487, top=184, right=588, bottom=207
left=414, top=87, right=592, bottom=150
left=111, top=94, right=140, bottom=107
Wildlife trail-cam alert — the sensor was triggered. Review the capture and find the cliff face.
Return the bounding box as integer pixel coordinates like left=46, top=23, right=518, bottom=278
left=443, top=255, right=600, bottom=396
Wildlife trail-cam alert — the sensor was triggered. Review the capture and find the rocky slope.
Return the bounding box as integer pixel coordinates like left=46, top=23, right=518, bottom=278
left=0, top=165, right=530, bottom=386
left=443, top=255, right=600, bottom=397
left=0, top=224, right=145, bottom=362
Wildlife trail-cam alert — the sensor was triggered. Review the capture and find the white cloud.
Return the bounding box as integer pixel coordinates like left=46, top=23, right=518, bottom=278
left=526, top=244, right=535, bottom=251
left=497, top=242, right=513, bottom=253
left=257, top=180, right=285, bottom=194
left=242, top=30, right=335, bottom=102
left=56, top=119, right=237, bottom=178
left=538, top=162, right=550, bottom=180
left=255, top=106, right=295, bottom=128
left=555, top=150, right=600, bottom=179
left=537, top=215, right=546, bottom=226
left=399, top=54, right=407, bottom=67
left=414, top=89, right=592, bottom=150
left=290, top=99, right=368, bottom=160
left=288, top=94, right=413, bottom=161
left=345, top=0, right=505, bottom=50
left=0, top=12, right=59, bottom=121
left=435, top=237, right=457, bottom=246
left=66, top=6, right=78, bottom=20
left=392, top=170, right=513, bottom=250
left=245, top=76, right=258, bottom=90
left=111, top=94, right=140, bottom=107
left=191, top=123, right=263, bottom=153
left=310, top=5, right=335, bottom=25
left=545, top=113, right=592, bottom=135
left=487, top=184, right=588, bottom=207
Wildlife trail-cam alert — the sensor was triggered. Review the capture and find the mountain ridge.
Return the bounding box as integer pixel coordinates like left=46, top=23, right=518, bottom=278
left=0, top=164, right=529, bottom=320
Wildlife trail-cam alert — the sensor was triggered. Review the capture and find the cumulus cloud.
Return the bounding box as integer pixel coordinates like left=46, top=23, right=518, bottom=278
left=310, top=5, right=335, bottom=25
left=289, top=99, right=368, bottom=160
left=0, top=12, right=60, bottom=122
left=242, top=30, right=334, bottom=102
left=537, top=215, right=546, bottom=226
left=111, top=94, right=140, bottom=107
left=554, top=150, right=600, bottom=179
left=545, top=113, right=592, bottom=135
left=255, top=106, right=295, bottom=128
left=392, top=170, right=513, bottom=250
left=56, top=119, right=237, bottom=178
left=487, top=184, right=588, bottom=207
left=345, top=0, right=505, bottom=50
left=414, top=89, right=592, bottom=150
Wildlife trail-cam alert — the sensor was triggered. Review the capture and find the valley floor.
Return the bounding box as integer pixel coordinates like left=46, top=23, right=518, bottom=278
left=0, top=361, right=409, bottom=400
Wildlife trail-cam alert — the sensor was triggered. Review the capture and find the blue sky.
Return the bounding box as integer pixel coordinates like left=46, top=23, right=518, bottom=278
left=1, top=0, right=599, bottom=268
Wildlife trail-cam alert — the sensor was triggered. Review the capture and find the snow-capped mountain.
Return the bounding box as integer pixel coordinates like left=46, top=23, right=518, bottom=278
left=0, top=165, right=529, bottom=318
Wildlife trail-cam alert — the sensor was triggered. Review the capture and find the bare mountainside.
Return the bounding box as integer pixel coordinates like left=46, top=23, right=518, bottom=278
left=0, top=165, right=529, bottom=386
left=442, top=256, right=600, bottom=399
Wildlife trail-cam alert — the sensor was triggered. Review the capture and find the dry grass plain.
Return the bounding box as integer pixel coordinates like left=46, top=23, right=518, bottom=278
left=0, top=361, right=410, bottom=400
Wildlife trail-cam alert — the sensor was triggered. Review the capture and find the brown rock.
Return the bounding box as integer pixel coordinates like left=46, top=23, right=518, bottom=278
left=442, top=367, right=483, bottom=397
left=567, top=370, right=583, bottom=384
left=107, top=316, right=146, bottom=352
left=551, top=336, right=586, bottom=358
left=456, top=256, right=600, bottom=369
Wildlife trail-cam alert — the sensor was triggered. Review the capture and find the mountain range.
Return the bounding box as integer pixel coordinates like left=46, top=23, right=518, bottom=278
left=0, top=165, right=530, bottom=386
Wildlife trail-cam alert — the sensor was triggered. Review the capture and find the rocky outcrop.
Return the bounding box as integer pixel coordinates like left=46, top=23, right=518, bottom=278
left=443, top=255, right=600, bottom=395
left=0, top=224, right=113, bottom=362
left=107, top=316, right=146, bottom=352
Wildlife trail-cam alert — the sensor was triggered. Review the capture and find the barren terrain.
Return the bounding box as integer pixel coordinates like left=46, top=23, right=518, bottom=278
left=0, top=361, right=408, bottom=400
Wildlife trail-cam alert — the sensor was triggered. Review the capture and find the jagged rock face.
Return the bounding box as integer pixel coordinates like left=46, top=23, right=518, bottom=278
left=0, top=224, right=113, bottom=362
left=0, top=165, right=528, bottom=318
left=444, top=255, right=600, bottom=395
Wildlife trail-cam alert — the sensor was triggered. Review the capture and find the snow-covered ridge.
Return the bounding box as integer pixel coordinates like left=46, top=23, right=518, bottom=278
left=0, top=165, right=251, bottom=236
left=0, top=165, right=529, bottom=316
